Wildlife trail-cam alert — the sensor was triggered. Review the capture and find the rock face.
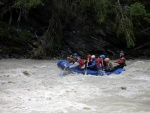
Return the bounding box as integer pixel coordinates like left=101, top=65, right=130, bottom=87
left=64, top=29, right=111, bottom=56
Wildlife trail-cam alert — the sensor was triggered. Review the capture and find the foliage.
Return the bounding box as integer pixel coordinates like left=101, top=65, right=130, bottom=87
left=81, top=0, right=135, bottom=47
left=15, top=0, right=43, bottom=10
left=43, top=0, right=79, bottom=52
left=93, top=0, right=110, bottom=23
left=116, top=17, right=135, bottom=47
left=0, top=22, right=9, bottom=38
left=14, top=0, right=43, bottom=23
left=144, top=14, right=150, bottom=26
left=0, top=22, right=31, bottom=41
left=0, top=23, right=16, bottom=40
left=81, top=0, right=110, bottom=23
left=18, top=30, right=31, bottom=41
left=130, top=2, right=150, bottom=38
left=114, top=1, right=135, bottom=48
left=130, top=2, right=146, bottom=17
left=1, top=0, right=150, bottom=57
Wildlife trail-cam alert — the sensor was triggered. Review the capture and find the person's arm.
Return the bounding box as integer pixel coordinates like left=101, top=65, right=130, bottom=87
left=88, top=60, right=96, bottom=68
left=116, top=58, right=125, bottom=64
left=119, top=59, right=124, bottom=64
left=110, top=62, right=113, bottom=69
left=69, top=62, right=79, bottom=68
left=115, top=60, right=119, bottom=63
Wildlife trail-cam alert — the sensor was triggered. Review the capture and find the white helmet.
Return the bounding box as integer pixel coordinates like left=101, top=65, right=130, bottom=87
left=91, top=55, right=95, bottom=59
left=104, top=58, right=110, bottom=62
left=77, top=56, right=80, bottom=60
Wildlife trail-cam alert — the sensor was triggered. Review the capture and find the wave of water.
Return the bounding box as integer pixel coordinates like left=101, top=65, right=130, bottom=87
left=0, top=59, right=150, bottom=113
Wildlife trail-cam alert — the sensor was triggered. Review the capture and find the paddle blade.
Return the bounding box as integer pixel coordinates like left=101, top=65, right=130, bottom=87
left=59, top=70, right=65, bottom=77
left=84, top=70, right=87, bottom=75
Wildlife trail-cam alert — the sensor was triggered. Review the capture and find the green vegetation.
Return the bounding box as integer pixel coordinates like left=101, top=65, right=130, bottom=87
left=0, top=0, right=150, bottom=57
left=81, top=0, right=149, bottom=48
left=0, top=22, right=31, bottom=41
left=18, top=30, right=31, bottom=41
left=0, top=22, right=9, bottom=38
left=115, top=1, right=135, bottom=48
left=130, top=2, right=146, bottom=16
left=130, top=2, right=150, bottom=38
left=14, top=0, right=43, bottom=22
left=15, top=0, right=43, bottom=9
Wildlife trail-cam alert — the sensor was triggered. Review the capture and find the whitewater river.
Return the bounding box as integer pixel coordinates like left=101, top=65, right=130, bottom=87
left=0, top=59, right=150, bottom=113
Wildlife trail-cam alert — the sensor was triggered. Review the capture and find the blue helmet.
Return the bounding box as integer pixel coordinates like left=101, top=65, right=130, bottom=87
left=73, top=53, right=78, bottom=56
left=100, top=54, right=105, bottom=59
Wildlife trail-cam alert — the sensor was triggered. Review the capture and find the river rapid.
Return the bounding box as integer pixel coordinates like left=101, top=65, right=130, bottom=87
left=0, top=59, right=150, bottom=113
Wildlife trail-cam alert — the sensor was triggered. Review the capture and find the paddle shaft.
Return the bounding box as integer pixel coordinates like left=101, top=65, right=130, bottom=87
left=84, top=58, right=89, bottom=75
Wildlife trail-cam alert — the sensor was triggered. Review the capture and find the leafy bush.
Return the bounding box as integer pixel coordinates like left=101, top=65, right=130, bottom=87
left=15, top=0, right=43, bottom=9
left=130, top=2, right=146, bottom=17
left=19, top=30, right=31, bottom=41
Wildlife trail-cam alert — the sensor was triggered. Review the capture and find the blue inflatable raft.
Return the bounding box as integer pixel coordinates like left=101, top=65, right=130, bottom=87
left=57, top=60, right=125, bottom=76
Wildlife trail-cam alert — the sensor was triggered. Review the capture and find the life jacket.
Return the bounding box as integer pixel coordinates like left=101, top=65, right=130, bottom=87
left=102, top=61, right=106, bottom=69
left=105, top=62, right=113, bottom=70
left=88, top=59, right=98, bottom=70
left=87, top=54, right=92, bottom=62
left=115, top=57, right=126, bottom=66
left=96, top=58, right=102, bottom=67
left=78, top=59, right=85, bottom=68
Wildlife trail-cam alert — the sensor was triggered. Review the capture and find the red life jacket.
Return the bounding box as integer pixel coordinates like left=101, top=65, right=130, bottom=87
left=115, top=57, right=126, bottom=66
left=78, top=59, right=85, bottom=68
left=87, top=54, right=92, bottom=62
left=96, top=58, right=102, bottom=67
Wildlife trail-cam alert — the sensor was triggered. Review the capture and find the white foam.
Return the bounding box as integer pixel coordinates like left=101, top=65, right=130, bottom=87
left=0, top=59, right=150, bottom=113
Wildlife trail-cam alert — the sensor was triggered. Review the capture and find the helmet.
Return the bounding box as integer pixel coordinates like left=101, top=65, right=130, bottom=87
left=120, top=51, right=124, bottom=57
left=91, top=55, right=95, bottom=59
left=104, top=58, right=110, bottom=62
left=73, top=53, right=78, bottom=56
left=77, top=56, right=81, bottom=60
left=120, top=53, right=124, bottom=56
left=100, top=54, right=105, bottom=59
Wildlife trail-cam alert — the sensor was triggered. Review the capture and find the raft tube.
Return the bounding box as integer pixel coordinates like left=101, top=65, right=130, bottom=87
left=57, top=60, right=125, bottom=75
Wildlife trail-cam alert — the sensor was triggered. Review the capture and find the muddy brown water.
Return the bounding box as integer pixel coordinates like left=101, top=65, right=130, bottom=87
left=0, top=59, right=150, bottom=113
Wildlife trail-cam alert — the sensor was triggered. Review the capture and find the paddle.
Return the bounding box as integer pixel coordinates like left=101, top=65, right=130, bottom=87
left=100, top=60, right=105, bottom=76
left=58, top=65, right=67, bottom=77
left=84, top=58, right=89, bottom=75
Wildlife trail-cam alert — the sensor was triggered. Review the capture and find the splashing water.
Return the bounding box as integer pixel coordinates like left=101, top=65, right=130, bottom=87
left=0, top=59, right=150, bottom=113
